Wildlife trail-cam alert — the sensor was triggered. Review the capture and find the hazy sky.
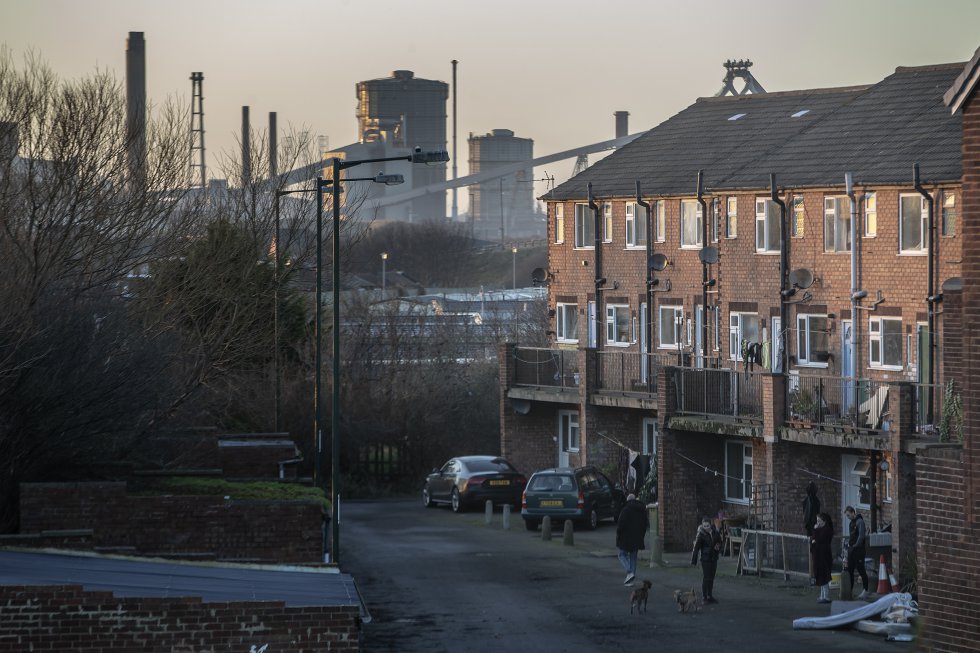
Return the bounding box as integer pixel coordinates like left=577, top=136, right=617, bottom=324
left=2, top=0, right=979, bottom=212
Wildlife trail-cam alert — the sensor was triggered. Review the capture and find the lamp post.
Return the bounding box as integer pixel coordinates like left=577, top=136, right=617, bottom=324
left=511, top=246, right=517, bottom=289
left=381, top=252, right=388, bottom=295
left=323, top=148, right=449, bottom=566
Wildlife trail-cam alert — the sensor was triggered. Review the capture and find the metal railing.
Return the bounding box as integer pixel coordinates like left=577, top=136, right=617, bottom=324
left=911, top=382, right=942, bottom=435
left=789, top=374, right=889, bottom=430
left=595, top=351, right=674, bottom=394
left=513, top=346, right=579, bottom=389
left=674, top=368, right=764, bottom=420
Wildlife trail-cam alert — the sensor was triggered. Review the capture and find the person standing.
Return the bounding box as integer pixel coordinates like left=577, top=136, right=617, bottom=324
left=803, top=481, right=821, bottom=583
left=844, top=506, right=870, bottom=599
left=616, top=493, right=649, bottom=586
left=810, top=512, right=835, bottom=603
left=691, top=516, right=722, bottom=603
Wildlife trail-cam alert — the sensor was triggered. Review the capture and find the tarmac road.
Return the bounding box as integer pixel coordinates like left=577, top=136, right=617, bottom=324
left=342, top=499, right=905, bottom=653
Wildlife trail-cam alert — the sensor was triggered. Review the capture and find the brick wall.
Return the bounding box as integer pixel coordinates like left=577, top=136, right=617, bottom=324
left=0, top=585, right=359, bottom=652
left=19, top=483, right=324, bottom=564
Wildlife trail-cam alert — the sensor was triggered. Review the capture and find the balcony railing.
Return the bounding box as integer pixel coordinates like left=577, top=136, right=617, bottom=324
left=675, top=367, right=764, bottom=421
left=788, top=374, right=889, bottom=430
left=596, top=351, right=674, bottom=394
left=911, top=382, right=944, bottom=435
left=513, top=346, right=579, bottom=389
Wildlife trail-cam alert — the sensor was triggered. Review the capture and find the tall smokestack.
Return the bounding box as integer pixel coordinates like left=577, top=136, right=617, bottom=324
left=269, top=111, right=277, bottom=180
left=241, top=106, right=251, bottom=188
left=615, top=111, right=629, bottom=139
left=126, top=32, right=146, bottom=190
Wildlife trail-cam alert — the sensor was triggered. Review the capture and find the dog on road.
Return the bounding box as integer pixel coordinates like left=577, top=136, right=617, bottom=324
left=630, top=579, right=652, bottom=614
left=673, top=588, right=703, bottom=613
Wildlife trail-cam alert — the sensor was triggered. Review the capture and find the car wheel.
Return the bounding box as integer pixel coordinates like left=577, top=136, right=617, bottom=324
left=451, top=488, right=464, bottom=513
left=524, top=519, right=539, bottom=532
left=422, top=484, right=434, bottom=508
left=586, top=506, right=599, bottom=530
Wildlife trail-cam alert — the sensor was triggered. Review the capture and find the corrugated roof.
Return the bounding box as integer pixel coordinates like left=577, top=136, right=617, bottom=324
left=547, top=64, right=963, bottom=200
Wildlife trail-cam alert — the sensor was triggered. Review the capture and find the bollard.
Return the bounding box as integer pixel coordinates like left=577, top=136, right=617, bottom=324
left=502, top=504, right=511, bottom=530
left=485, top=500, right=493, bottom=526
left=563, top=519, right=574, bottom=546
left=647, top=502, right=663, bottom=567
left=542, top=516, right=552, bottom=541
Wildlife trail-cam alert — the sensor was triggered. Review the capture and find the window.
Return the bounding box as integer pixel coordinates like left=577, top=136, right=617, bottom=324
left=729, top=312, right=760, bottom=360
left=658, top=305, right=683, bottom=348
left=725, top=441, right=752, bottom=503
left=655, top=200, right=666, bottom=242
left=602, top=202, right=613, bottom=243
left=792, top=195, right=805, bottom=238
left=942, top=191, right=956, bottom=237
left=900, top=194, right=929, bottom=254
left=851, top=458, right=872, bottom=508
left=755, top=197, right=781, bottom=252
left=559, top=410, right=580, bottom=453
left=823, top=196, right=851, bottom=252
left=606, top=304, right=631, bottom=346
left=796, top=314, right=829, bottom=366
left=864, top=192, right=877, bottom=237
left=554, top=204, right=564, bottom=243
left=642, top=418, right=657, bottom=456
left=869, top=317, right=902, bottom=369
left=680, top=199, right=702, bottom=248
left=711, top=198, right=720, bottom=242
left=626, top=202, right=648, bottom=248
left=556, top=303, right=578, bottom=343
left=726, top=196, right=738, bottom=238
left=574, top=204, right=594, bottom=248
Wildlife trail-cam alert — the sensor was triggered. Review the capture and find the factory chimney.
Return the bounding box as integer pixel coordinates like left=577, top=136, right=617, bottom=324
left=241, top=106, right=251, bottom=188
left=126, top=32, right=146, bottom=190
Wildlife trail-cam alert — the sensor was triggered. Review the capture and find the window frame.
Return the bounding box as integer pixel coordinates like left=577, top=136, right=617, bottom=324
left=864, top=192, right=877, bottom=238
left=574, top=204, right=595, bottom=249
left=642, top=417, right=658, bottom=457
left=796, top=313, right=830, bottom=367
left=655, top=200, right=666, bottom=243
left=755, top=197, right=781, bottom=253
left=556, top=302, right=579, bottom=344
left=680, top=199, right=703, bottom=249
left=605, top=303, right=631, bottom=347
left=791, top=195, right=805, bottom=238
left=869, top=316, right=903, bottom=370
left=823, top=195, right=851, bottom=253
left=726, top=196, right=738, bottom=238
left=559, top=410, right=580, bottom=453
left=554, top=203, right=565, bottom=244
left=899, top=193, right=929, bottom=255
left=724, top=440, right=752, bottom=504
left=711, top=198, right=720, bottom=243
left=602, top=202, right=613, bottom=243
left=625, top=202, right=648, bottom=249
left=729, top=312, right=761, bottom=360
left=942, top=190, right=956, bottom=237
left=658, top=305, right=683, bottom=349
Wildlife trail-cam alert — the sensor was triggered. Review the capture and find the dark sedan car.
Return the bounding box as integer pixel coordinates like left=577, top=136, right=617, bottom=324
left=521, top=465, right=625, bottom=531
left=422, top=456, right=527, bottom=513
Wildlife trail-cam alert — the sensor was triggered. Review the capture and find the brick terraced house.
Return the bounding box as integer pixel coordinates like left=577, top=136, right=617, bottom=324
left=499, top=61, right=966, bottom=575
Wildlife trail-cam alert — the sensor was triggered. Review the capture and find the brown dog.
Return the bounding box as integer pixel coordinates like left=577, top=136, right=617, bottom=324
left=630, top=579, right=652, bottom=614
left=673, top=588, right=703, bottom=613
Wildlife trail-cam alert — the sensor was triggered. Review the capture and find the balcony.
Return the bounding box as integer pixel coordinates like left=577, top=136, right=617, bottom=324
left=508, top=346, right=580, bottom=404
left=670, top=367, right=765, bottom=436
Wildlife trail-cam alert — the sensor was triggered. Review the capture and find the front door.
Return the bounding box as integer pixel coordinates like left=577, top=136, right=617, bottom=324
left=771, top=316, right=782, bottom=372
left=640, top=302, right=649, bottom=383
left=587, top=301, right=597, bottom=349
left=841, top=320, right=854, bottom=415
left=695, top=306, right=704, bottom=368
left=917, top=323, right=932, bottom=428
left=840, top=453, right=870, bottom=526
left=558, top=410, right=579, bottom=467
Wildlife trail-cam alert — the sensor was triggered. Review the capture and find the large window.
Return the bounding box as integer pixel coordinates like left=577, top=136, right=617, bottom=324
left=626, top=202, right=648, bottom=248
left=725, top=441, right=752, bottom=503
left=655, top=200, right=666, bottom=242
left=755, top=198, right=781, bottom=253
left=729, top=312, right=760, bottom=360
left=792, top=195, right=805, bottom=238
left=680, top=200, right=702, bottom=248
left=556, top=303, right=578, bottom=343
left=864, top=192, right=877, bottom=237
left=606, top=304, right=631, bottom=346
left=602, top=202, right=613, bottom=243
left=559, top=410, right=580, bottom=453
left=658, top=305, right=683, bottom=348
left=642, top=418, right=657, bottom=457
left=797, top=314, right=829, bottom=366
left=942, top=191, right=956, bottom=237
left=823, top=195, right=851, bottom=252
left=900, top=194, right=929, bottom=254
left=726, top=196, right=738, bottom=238
left=869, top=317, right=902, bottom=369
left=554, top=204, right=564, bottom=243
left=574, top=204, right=594, bottom=248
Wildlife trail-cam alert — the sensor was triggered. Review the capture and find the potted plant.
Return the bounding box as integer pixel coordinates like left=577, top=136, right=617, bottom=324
left=790, top=388, right=816, bottom=422
left=572, top=367, right=581, bottom=386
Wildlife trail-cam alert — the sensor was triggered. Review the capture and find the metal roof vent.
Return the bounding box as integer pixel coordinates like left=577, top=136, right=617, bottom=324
left=792, top=109, right=811, bottom=118
left=728, top=113, right=747, bottom=121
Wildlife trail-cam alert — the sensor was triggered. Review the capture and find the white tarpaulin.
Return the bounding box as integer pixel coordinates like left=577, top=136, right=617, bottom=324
left=792, top=593, right=912, bottom=630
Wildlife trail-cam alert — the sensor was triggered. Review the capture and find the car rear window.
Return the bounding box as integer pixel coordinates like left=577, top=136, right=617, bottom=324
left=467, top=459, right=516, bottom=473
left=529, top=474, right=576, bottom=491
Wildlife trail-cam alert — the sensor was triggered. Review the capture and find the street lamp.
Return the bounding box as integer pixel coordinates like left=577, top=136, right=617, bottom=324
left=381, top=252, right=388, bottom=295
left=322, top=148, right=449, bottom=566
left=511, top=246, right=517, bottom=290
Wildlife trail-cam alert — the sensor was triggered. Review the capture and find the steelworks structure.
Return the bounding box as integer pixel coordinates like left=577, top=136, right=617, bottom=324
left=468, top=129, right=536, bottom=242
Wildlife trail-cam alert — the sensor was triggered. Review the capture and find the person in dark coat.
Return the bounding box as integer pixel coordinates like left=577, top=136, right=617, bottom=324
left=616, top=494, right=649, bottom=586
left=810, top=512, right=835, bottom=603
left=844, top=506, right=870, bottom=598
left=802, top=481, right=821, bottom=536
left=691, top=516, right=723, bottom=603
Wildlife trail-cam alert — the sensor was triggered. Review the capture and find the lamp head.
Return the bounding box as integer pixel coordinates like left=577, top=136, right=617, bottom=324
left=374, top=173, right=404, bottom=186
left=410, top=147, right=450, bottom=165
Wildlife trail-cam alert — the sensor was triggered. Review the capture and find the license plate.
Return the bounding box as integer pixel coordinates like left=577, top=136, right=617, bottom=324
left=540, top=499, right=563, bottom=507
left=489, top=479, right=510, bottom=486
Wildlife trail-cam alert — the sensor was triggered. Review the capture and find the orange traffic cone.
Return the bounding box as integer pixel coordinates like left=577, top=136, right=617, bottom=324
left=889, top=566, right=901, bottom=593
left=876, top=555, right=891, bottom=595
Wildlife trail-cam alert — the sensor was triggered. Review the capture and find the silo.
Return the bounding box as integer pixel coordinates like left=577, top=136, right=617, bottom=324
left=468, top=129, right=535, bottom=242
left=356, top=70, right=448, bottom=220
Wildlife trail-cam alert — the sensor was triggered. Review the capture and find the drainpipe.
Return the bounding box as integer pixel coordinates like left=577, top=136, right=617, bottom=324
left=696, top=171, right=708, bottom=367
left=771, top=174, right=787, bottom=378
left=589, top=183, right=603, bottom=379
left=637, top=181, right=654, bottom=383
left=846, top=173, right=860, bottom=423
left=913, top=163, right=935, bottom=425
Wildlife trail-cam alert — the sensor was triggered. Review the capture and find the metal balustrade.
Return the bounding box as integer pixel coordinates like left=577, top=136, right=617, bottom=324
left=674, top=367, right=763, bottom=420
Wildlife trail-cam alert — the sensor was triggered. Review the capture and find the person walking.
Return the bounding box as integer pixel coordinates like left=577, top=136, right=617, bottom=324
left=691, top=516, right=722, bottom=603
left=616, top=493, right=649, bottom=586
left=810, top=512, right=835, bottom=603
left=844, top=506, right=870, bottom=599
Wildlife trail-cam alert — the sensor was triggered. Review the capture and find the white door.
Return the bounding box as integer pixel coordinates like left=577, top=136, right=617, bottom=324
left=640, top=302, right=649, bottom=383
left=587, top=301, right=597, bottom=348
left=558, top=410, right=579, bottom=467
left=840, top=453, right=870, bottom=525
left=771, top=317, right=782, bottom=372
left=841, top=320, right=854, bottom=414
left=695, top=306, right=704, bottom=368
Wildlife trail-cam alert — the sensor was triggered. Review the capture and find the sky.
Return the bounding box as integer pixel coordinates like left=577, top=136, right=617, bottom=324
left=2, top=0, right=979, bottom=214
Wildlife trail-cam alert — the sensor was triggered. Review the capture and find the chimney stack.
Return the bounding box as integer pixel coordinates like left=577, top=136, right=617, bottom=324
left=126, top=32, right=146, bottom=190
left=615, top=111, right=629, bottom=139
left=242, top=106, right=251, bottom=188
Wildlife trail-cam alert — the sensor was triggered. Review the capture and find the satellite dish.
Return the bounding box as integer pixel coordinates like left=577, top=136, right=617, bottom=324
left=649, top=253, right=668, bottom=271
left=788, top=268, right=814, bottom=289
left=698, top=247, right=719, bottom=265
left=531, top=267, right=548, bottom=284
